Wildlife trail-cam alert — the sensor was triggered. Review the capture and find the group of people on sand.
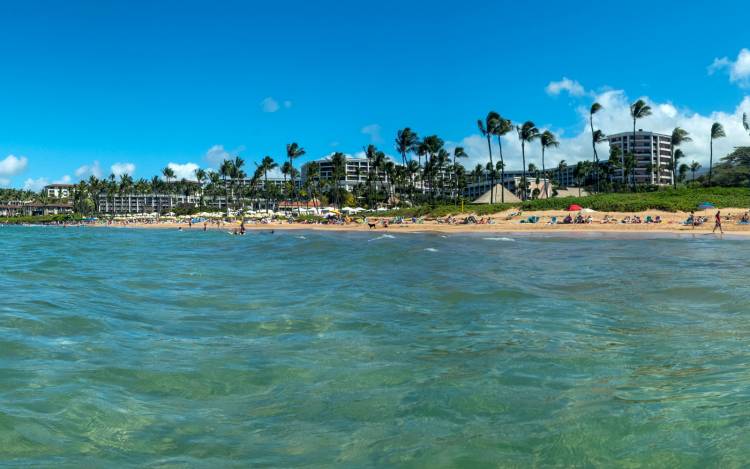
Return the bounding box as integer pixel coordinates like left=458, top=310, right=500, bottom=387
left=684, top=211, right=725, bottom=233
left=561, top=213, right=593, bottom=224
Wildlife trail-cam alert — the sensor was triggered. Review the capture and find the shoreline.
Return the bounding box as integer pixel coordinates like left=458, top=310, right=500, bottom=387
left=93, top=223, right=749, bottom=237
left=6, top=208, right=749, bottom=237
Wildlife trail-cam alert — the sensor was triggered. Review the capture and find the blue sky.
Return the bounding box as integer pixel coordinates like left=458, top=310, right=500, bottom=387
left=1, top=0, right=749, bottom=189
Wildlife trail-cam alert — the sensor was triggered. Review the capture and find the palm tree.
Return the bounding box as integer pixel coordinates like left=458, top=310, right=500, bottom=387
left=744, top=113, right=749, bottom=136
left=592, top=130, right=607, bottom=192
left=286, top=142, right=306, bottom=201
left=395, top=128, right=419, bottom=166
left=573, top=161, right=592, bottom=196
left=493, top=116, right=514, bottom=203
left=162, top=166, right=175, bottom=185
left=709, top=122, right=726, bottom=185
left=607, top=146, right=622, bottom=186
left=119, top=173, right=133, bottom=212
left=557, top=160, right=567, bottom=188
left=629, top=99, right=652, bottom=184
left=668, top=149, right=686, bottom=187
left=305, top=161, right=321, bottom=211
left=670, top=127, right=691, bottom=189
left=230, top=156, right=246, bottom=210
left=364, top=144, right=379, bottom=207
left=451, top=147, right=468, bottom=204
left=517, top=121, right=540, bottom=200
left=218, top=159, right=233, bottom=208
left=590, top=102, right=603, bottom=192
left=257, top=156, right=278, bottom=212
left=539, top=130, right=559, bottom=198
left=477, top=112, right=500, bottom=203
left=194, top=168, right=207, bottom=208
left=689, top=161, right=701, bottom=183
left=405, top=160, right=419, bottom=202
left=623, top=153, right=637, bottom=189
left=330, top=152, right=346, bottom=209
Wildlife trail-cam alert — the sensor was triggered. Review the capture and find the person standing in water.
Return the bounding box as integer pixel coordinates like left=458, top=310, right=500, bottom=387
left=713, top=211, right=724, bottom=234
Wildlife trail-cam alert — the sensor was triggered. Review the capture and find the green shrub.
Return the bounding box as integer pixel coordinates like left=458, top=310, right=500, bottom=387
left=380, top=188, right=750, bottom=217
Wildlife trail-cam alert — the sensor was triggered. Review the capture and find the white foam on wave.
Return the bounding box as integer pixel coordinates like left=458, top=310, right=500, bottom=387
left=424, top=247, right=438, bottom=252
left=368, top=234, right=396, bottom=242
left=296, top=236, right=307, bottom=240
left=482, top=237, right=515, bottom=242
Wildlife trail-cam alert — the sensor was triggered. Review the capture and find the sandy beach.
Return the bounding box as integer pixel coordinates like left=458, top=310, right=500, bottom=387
left=88, top=208, right=750, bottom=236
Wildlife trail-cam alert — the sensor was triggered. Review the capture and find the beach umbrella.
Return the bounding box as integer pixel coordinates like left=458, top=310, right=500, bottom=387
left=567, top=204, right=583, bottom=211
left=698, top=202, right=716, bottom=210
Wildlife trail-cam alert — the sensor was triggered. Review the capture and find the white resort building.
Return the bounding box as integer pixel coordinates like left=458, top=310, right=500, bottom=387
left=304, top=155, right=391, bottom=192
left=607, top=131, right=673, bottom=186
left=44, top=184, right=76, bottom=199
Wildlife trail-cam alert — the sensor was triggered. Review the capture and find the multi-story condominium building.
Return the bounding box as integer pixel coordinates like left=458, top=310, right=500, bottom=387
left=44, top=184, right=76, bottom=199
left=225, top=177, right=300, bottom=190
left=303, top=155, right=390, bottom=191
left=607, top=131, right=673, bottom=185
left=96, top=193, right=200, bottom=214
left=0, top=202, right=73, bottom=216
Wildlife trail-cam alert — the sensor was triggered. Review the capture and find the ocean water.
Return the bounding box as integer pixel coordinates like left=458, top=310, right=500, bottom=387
left=1, top=226, right=750, bottom=467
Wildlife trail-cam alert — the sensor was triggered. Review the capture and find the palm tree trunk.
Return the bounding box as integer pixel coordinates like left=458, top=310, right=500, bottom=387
left=498, top=137, right=505, bottom=203
left=486, top=134, right=494, bottom=204
left=590, top=115, right=599, bottom=193
left=709, top=139, right=713, bottom=185
left=542, top=147, right=547, bottom=198
left=521, top=141, right=527, bottom=201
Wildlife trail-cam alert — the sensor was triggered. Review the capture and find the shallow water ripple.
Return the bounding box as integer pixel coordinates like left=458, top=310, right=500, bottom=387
left=1, top=226, right=750, bottom=466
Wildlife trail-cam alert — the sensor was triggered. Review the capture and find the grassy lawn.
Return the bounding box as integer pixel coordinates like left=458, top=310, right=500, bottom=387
left=384, top=188, right=750, bottom=217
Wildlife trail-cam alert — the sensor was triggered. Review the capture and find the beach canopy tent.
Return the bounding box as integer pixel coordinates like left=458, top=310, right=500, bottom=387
left=472, top=184, right=522, bottom=204
left=581, top=208, right=596, bottom=213
left=567, top=204, right=583, bottom=211
left=698, top=202, right=716, bottom=210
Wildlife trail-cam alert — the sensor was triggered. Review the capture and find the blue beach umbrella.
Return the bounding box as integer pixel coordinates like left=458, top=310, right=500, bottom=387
left=697, top=202, right=716, bottom=210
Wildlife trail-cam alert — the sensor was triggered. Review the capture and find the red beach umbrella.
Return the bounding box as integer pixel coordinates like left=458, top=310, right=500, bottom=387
left=567, top=204, right=583, bottom=211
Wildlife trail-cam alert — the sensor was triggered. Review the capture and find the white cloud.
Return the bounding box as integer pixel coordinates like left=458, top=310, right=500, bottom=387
left=0, top=155, right=28, bottom=177
left=23, top=177, right=49, bottom=191
left=709, top=48, right=750, bottom=87
left=110, top=162, right=136, bottom=177
left=545, top=77, right=586, bottom=97
left=446, top=88, right=750, bottom=173
left=204, top=144, right=231, bottom=166
left=261, top=97, right=280, bottom=113
left=75, top=161, right=102, bottom=179
left=0, top=178, right=10, bottom=187
left=361, top=124, right=383, bottom=143
left=54, top=175, right=72, bottom=184
left=167, top=162, right=200, bottom=180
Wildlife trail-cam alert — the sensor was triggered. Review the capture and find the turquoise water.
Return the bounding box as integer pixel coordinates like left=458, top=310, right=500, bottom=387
left=1, top=226, right=750, bottom=467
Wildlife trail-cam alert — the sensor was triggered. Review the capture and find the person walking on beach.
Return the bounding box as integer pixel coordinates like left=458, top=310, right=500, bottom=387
left=713, top=211, right=723, bottom=234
